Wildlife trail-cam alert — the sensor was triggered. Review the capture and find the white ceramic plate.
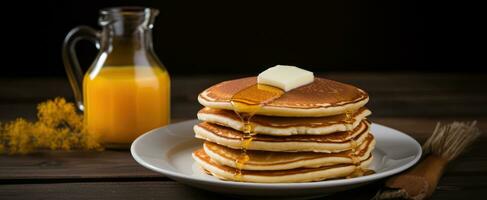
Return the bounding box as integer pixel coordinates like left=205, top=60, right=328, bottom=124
left=131, top=120, right=421, bottom=199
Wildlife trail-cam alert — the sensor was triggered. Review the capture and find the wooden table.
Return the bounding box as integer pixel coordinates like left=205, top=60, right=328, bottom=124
left=1, top=72, right=486, bottom=199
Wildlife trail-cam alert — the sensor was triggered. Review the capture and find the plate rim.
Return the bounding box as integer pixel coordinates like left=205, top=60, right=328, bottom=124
left=131, top=120, right=422, bottom=189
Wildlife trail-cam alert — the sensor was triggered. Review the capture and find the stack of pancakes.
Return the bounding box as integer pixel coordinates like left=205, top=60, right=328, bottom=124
left=192, top=77, right=374, bottom=183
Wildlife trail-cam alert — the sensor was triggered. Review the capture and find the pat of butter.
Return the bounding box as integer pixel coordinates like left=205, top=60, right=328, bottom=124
left=257, top=65, right=314, bottom=92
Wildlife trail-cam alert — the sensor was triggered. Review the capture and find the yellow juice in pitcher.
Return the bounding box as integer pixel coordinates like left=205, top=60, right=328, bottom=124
left=83, top=66, right=170, bottom=146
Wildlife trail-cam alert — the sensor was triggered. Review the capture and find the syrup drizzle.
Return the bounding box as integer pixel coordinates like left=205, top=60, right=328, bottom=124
left=348, top=138, right=360, bottom=173
left=346, top=148, right=364, bottom=179
left=230, top=84, right=284, bottom=180
left=344, top=110, right=354, bottom=130
left=346, top=168, right=375, bottom=178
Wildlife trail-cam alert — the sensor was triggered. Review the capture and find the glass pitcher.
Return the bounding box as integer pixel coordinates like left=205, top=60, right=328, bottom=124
left=63, top=7, right=170, bottom=148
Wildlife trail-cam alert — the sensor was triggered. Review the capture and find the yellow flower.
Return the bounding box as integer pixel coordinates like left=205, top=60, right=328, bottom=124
left=0, top=97, right=102, bottom=154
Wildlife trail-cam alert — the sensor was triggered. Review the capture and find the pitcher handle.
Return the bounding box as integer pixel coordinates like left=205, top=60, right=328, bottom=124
left=62, top=26, right=100, bottom=111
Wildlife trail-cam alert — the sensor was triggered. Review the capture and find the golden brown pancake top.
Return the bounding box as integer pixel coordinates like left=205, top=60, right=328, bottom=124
left=204, top=134, right=374, bottom=165
left=199, top=77, right=368, bottom=109
left=194, top=149, right=373, bottom=176
left=197, top=121, right=369, bottom=143
left=199, top=107, right=369, bottom=128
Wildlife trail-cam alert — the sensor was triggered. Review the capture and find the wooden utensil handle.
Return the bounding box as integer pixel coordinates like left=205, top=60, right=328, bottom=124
left=385, top=155, right=448, bottom=199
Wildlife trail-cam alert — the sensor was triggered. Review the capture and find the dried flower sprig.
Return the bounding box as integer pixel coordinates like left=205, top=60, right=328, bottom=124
left=0, top=97, right=102, bottom=154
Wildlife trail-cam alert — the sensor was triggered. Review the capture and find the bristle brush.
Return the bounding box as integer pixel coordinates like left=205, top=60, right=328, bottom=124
left=374, top=121, right=482, bottom=200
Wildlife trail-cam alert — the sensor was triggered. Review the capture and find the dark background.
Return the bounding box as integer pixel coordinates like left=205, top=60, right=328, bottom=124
left=3, top=0, right=486, bottom=77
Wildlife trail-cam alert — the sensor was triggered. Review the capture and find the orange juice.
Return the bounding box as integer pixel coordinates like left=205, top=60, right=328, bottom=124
left=83, top=66, right=170, bottom=147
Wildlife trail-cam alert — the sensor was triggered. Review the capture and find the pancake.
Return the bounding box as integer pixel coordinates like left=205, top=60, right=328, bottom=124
left=204, top=134, right=375, bottom=171
left=193, top=148, right=373, bottom=183
left=198, top=77, right=369, bottom=117
left=197, top=107, right=371, bottom=136
left=194, top=121, right=370, bottom=153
